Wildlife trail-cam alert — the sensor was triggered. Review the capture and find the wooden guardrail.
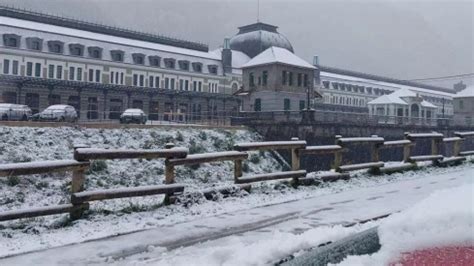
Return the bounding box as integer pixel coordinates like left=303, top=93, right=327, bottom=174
left=71, top=145, right=188, bottom=218
left=334, top=135, right=385, bottom=174
left=1, top=131, right=473, bottom=223
left=234, top=139, right=307, bottom=184
left=454, top=131, right=474, bottom=157
left=0, top=160, right=90, bottom=222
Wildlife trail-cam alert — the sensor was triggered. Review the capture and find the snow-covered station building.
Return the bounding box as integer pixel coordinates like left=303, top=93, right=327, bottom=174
left=0, top=6, right=456, bottom=121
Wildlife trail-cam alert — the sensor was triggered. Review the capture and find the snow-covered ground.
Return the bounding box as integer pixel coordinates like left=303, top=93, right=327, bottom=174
left=336, top=183, right=474, bottom=266
left=0, top=126, right=473, bottom=263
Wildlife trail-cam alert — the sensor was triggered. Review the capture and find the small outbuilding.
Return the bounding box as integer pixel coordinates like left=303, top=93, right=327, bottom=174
left=453, top=86, right=474, bottom=126
left=368, top=88, right=437, bottom=124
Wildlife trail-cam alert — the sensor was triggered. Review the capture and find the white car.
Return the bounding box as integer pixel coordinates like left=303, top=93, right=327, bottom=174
left=120, top=109, right=148, bottom=124
left=37, top=105, right=78, bottom=122
left=0, top=103, right=32, bottom=121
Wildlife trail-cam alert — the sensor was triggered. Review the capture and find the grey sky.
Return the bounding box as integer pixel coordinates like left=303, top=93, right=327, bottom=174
left=1, top=0, right=473, bottom=87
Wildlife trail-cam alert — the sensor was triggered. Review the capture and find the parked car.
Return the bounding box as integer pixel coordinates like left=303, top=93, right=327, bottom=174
left=0, top=103, right=32, bottom=121
left=35, top=105, right=78, bottom=122
left=120, top=109, right=147, bottom=124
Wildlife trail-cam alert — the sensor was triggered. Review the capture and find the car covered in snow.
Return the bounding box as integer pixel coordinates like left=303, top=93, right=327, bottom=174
left=0, top=103, right=32, bottom=121
left=33, top=105, right=78, bottom=122
left=120, top=109, right=147, bottom=124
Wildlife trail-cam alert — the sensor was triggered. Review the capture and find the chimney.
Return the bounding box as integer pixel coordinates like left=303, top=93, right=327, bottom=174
left=313, top=55, right=319, bottom=66
left=222, top=38, right=232, bottom=74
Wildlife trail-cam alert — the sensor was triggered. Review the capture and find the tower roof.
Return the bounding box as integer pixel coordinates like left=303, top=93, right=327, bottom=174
left=242, top=46, right=315, bottom=69
left=229, top=22, right=294, bottom=58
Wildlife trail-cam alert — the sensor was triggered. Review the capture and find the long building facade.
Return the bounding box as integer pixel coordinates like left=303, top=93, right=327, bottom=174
left=0, top=6, right=457, bottom=122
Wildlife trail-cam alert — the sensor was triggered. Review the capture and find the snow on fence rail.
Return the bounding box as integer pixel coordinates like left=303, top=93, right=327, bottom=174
left=234, top=138, right=308, bottom=184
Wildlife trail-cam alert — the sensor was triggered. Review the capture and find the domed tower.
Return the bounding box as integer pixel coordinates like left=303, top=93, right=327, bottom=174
left=229, top=22, right=294, bottom=58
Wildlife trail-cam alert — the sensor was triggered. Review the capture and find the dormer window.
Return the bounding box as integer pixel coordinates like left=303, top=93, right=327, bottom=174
left=111, top=50, right=124, bottom=62
left=148, top=56, right=161, bottom=67
left=207, top=64, right=218, bottom=75
left=178, top=60, right=190, bottom=71
left=192, top=62, right=203, bottom=73
left=164, top=58, right=176, bottom=69
left=3, top=34, right=21, bottom=48
left=88, top=46, right=103, bottom=59
left=132, top=53, right=145, bottom=65
left=47, top=40, right=64, bottom=54
left=69, top=43, right=84, bottom=56
left=26, top=37, right=43, bottom=50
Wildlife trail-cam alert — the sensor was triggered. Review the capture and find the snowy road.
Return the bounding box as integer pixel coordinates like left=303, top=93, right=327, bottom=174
left=1, top=166, right=473, bottom=265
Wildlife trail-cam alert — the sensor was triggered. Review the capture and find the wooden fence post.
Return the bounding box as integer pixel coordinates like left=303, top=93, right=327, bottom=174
left=164, top=143, right=175, bottom=204
left=234, top=159, right=243, bottom=183
left=290, top=137, right=301, bottom=184
left=70, top=144, right=89, bottom=220
left=403, top=143, right=412, bottom=162
left=334, top=135, right=343, bottom=170
left=453, top=139, right=461, bottom=156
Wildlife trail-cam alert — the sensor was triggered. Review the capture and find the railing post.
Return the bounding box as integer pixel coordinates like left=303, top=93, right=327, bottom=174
left=70, top=144, right=89, bottom=220
left=453, top=139, right=461, bottom=157
left=403, top=142, right=412, bottom=162
left=334, top=135, right=343, bottom=171
left=234, top=159, right=243, bottom=183
left=290, top=137, right=301, bottom=185
left=164, top=143, right=175, bottom=204
left=370, top=135, right=382, bottom=174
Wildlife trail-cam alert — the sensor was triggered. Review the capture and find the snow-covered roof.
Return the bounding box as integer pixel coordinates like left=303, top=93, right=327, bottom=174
left=242, top=47, right=316, bottom=69
left=321, top=71, right=455, bottom=98
left=368, top=88, right=437, bottom=108
left=210, top=48, right=251, bottom=69
left=0, top=16, right=220, bottom=60
left=454, top=86, right=474, bottom=98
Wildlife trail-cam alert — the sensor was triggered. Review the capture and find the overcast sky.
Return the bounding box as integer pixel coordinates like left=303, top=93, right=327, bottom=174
left=1, top=0, right=473, bottom=87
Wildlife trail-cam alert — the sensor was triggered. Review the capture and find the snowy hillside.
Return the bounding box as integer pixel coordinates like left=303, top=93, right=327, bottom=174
left=0, top=126, right=283, bottom=212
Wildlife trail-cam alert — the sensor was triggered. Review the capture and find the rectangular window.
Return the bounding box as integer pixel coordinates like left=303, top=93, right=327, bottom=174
left=262, top=71, right=268, bottom=86
left=284, top=98, right=291, bottom=111
left=165, top=77, right=169, bottom=89
left=77, top=68, right=82, bottom=81
left=155, top=76, right=160, bottom=88
left=95, top=70, right=100, bottom=82
left=139, top=75, right=144, bottom=87
left=297, top=73, right=302, bottom=87
left=254, top=98, right=261, bottom=112
left=115, top=72, right=119, bottom=84
left=120, top=73, right=124, bottom=85
left=12, top=60, right=18, bottom=75
left=299, top=100, right=305, bottom=110
left=185, top=80, right=189, bottom=91
left=171, top=78, right=175, bottom=90
left=133, top=74, right=138, bottom=86
left=288, top=72, right=293, bottom=86
left=89, top=69, right=94, bottom=82
left=26, top=62, right=33, bottom=76
left=3, top=59, right=9, bottom=74
left=249, top=72, right=255, bottom=86
left=69, top=67, right=75, bottom=80
left=199, top=81, right=202, bottom=92
left=179, top=79, right=184, bottom=90
left=110, top=71, right=114, bottom=83
left=35, top=63, right=41, bottom=77
left=48, top=64, right=54, bottom=79
left=149, top=76, right=154, bottom=88
left=56, top=65, right=62, bottom=79
left=282, top=71, right=287, bottom=85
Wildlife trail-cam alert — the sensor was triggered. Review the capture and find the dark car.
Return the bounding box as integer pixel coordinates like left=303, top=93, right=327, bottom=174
left=120, top=109, right=147, bottom=124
